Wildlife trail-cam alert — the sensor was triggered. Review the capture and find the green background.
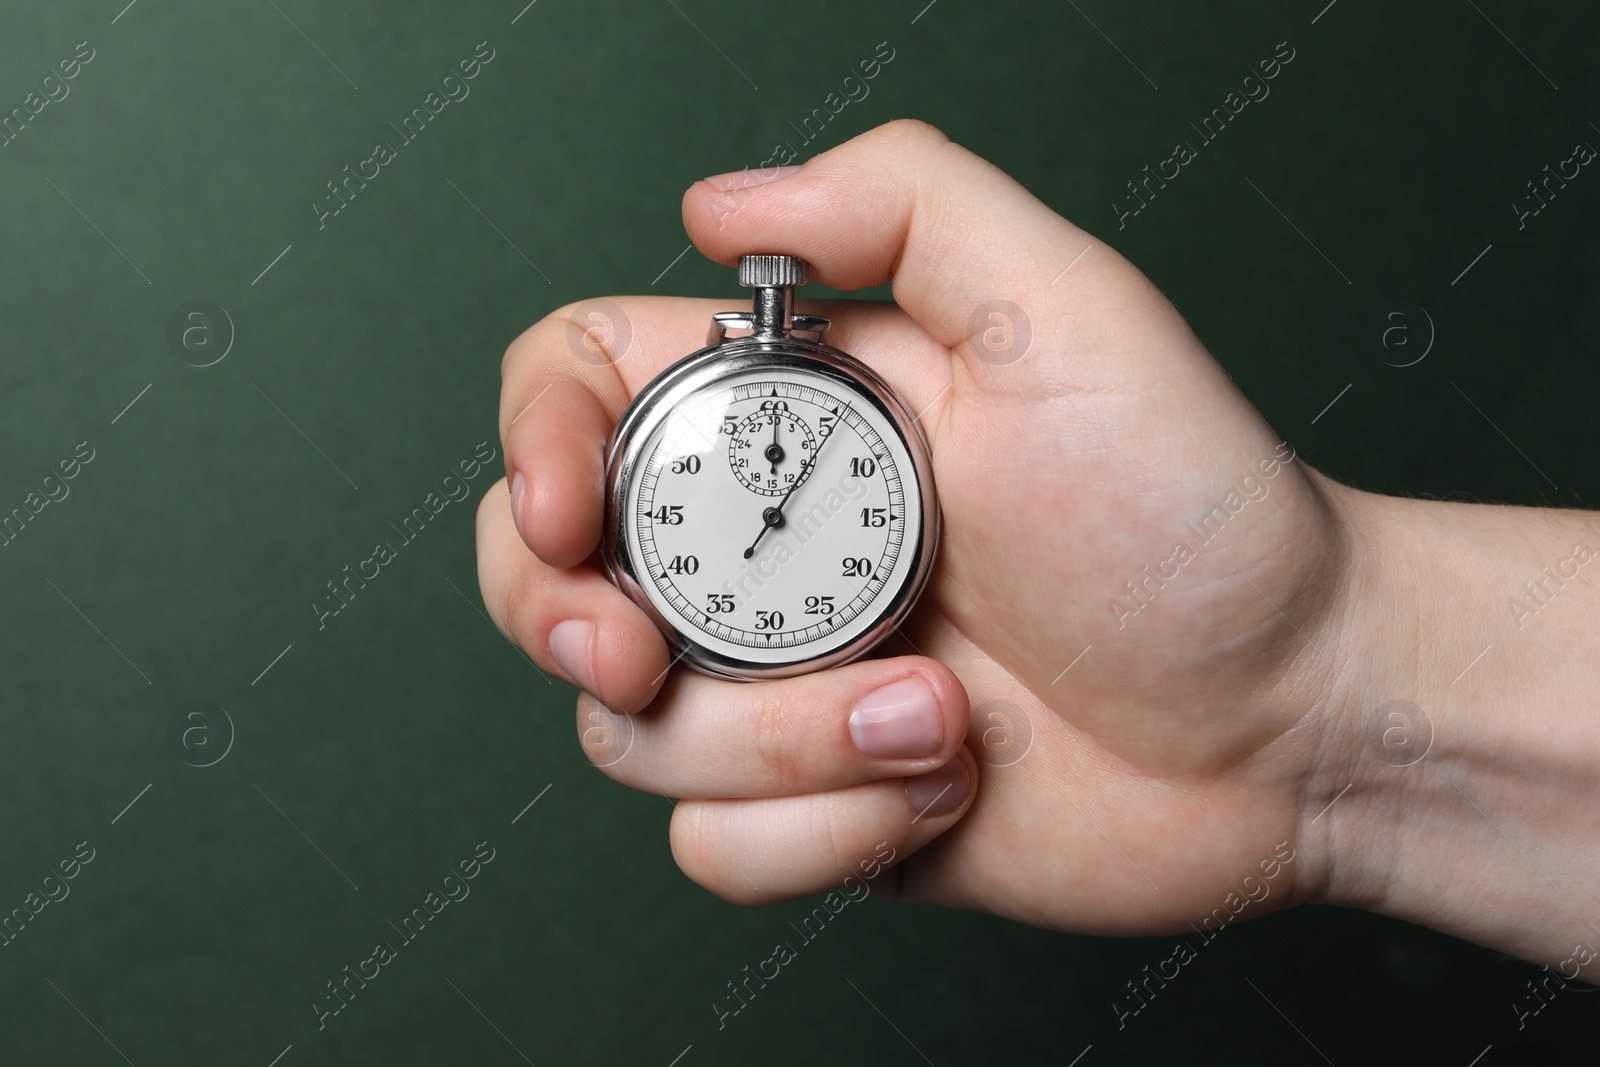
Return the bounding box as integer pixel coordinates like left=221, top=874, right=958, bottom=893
left=2, top=0, right=1596, bottom=1063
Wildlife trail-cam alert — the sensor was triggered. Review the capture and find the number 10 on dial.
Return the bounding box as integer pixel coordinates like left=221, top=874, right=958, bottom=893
left=603, top=255, right=940, bottom=680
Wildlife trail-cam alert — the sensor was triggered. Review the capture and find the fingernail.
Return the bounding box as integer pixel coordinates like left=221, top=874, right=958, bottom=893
left=905, top=759, right=970, bottom=822
left=850, top=676, right=944, bottom=760
left=702, top=164, right=802, bottom=192
left=510, top=471, right=528, bottom=543
left=549, top=619, right=597, bottom=693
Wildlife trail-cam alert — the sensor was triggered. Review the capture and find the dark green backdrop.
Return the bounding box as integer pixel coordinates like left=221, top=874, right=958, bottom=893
left=2, top=0, right=1595, bottom=1063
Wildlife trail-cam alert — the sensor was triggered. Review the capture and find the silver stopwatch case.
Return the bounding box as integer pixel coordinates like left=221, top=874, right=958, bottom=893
left=601, top=255, right=941, bottom=681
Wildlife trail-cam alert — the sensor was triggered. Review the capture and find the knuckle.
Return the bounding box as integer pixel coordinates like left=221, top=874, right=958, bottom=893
left=817, top=807, right=882, bottom=889
left=501, top=307, right=554, bottom=379
left=500, top=300, right=580, bottom=380
left=876, top=117, right=950, bottom=154
left=500, top=300, right=628, bottom=438
left=749, top=687, right=807, bottom=794
left=499, top=562, right=547, bottom=656
left=499, top=328, right=530, bottom=382
left=512, top=299, right=627, bottom=375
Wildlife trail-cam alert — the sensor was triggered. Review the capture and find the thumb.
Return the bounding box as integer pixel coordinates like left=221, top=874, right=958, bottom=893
left=682, top=119, right=1208, bottom=393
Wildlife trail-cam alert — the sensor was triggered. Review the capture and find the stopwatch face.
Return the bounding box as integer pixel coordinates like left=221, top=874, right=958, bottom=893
left=605, top=345, right=938, bottom=680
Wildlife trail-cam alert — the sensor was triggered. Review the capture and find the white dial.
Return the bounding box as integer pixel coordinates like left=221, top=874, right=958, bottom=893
left=622, top=366, right=924, bottom=669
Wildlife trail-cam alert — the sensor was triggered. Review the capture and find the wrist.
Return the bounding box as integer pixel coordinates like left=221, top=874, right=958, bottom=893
left=1298, top=481, right=1600, bottom=965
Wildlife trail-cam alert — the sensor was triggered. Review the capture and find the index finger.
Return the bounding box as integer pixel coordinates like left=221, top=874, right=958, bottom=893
left=498, top=296, right=712, bottom=569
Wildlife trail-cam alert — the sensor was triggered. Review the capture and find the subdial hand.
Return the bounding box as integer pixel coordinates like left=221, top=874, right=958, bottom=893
left=766, top=413, right=783, bottom=474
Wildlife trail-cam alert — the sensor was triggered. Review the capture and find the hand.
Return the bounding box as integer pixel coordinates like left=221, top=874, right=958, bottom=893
left=476, top=120, right=1600, bottom=967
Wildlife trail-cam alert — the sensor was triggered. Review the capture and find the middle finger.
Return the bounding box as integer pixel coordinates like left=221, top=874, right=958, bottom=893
left=576, top=654, right=970, bottom=799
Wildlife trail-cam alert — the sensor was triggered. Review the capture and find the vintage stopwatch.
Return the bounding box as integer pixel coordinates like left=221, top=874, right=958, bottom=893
left=602, top=254, right=940, bottom=680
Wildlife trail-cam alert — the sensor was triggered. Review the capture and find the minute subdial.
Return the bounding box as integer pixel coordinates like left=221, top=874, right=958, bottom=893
left=727, top=406, right=815, bottom=496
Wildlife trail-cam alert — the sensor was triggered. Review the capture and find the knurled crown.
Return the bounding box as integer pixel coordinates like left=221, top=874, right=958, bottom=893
left=738, top=254, right=808, bottom=288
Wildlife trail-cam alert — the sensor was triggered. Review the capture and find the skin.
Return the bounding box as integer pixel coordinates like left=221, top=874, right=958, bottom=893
left=478, top=120, right=1600, bottom=970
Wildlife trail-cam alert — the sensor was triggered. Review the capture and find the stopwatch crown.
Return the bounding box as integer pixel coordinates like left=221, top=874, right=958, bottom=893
left=738, top=254, right=808, bottom=289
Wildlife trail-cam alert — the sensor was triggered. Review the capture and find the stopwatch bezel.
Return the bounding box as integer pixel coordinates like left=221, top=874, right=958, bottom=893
left=602, top=337, right=941, bottom=681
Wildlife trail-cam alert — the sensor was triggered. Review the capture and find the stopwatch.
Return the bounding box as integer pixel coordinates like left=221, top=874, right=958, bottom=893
left=602, top=254, right=940, bottom=680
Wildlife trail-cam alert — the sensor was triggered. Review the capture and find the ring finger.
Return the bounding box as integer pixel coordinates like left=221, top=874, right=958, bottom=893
left=670, top=747, right=980, bottom=906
